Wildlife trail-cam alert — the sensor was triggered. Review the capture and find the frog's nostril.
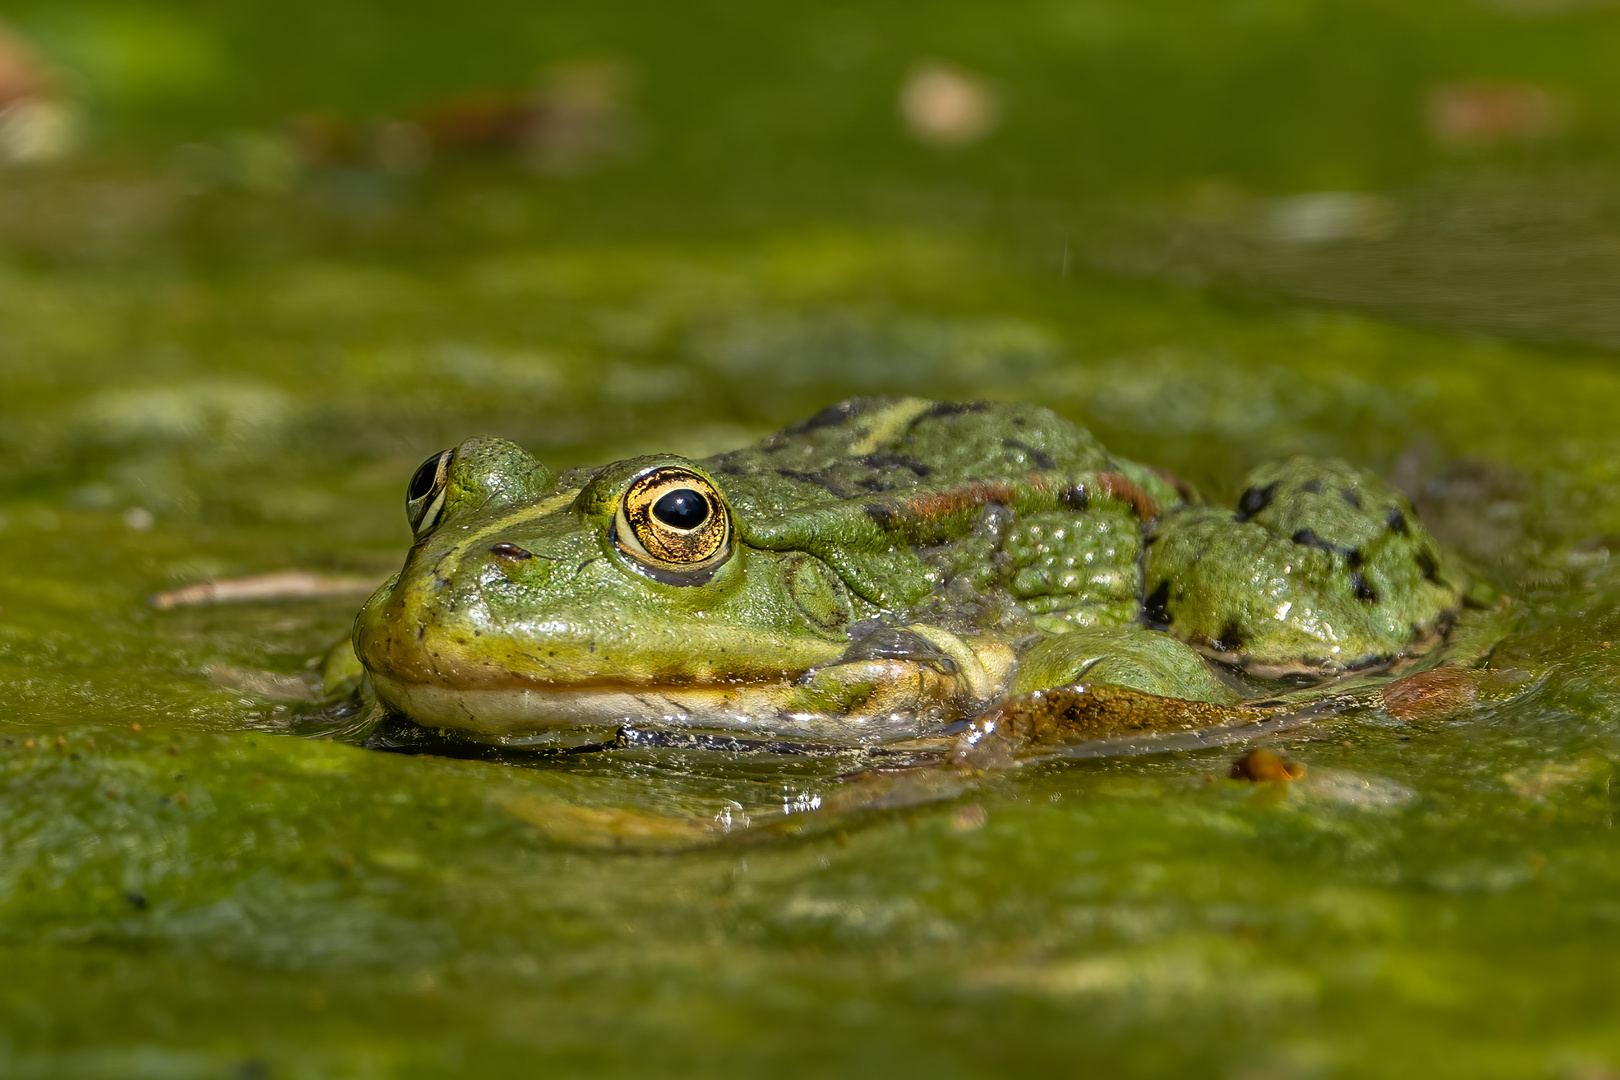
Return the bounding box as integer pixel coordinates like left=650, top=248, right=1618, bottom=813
left=491, top=543, right=533, bottom=561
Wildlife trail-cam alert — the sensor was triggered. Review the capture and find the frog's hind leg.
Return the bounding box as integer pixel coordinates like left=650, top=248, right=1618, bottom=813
left=947, top=624, right=1384, bottom=770
left=1145, top=457, right=1463, bottom=676
left=1010, top=624, right=1242, bottom=703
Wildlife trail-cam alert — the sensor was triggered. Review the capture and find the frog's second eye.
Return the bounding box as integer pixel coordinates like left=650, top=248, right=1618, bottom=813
left=614, top=468, right=731, bottom=580
left=406, top=449, right=454, bottom=536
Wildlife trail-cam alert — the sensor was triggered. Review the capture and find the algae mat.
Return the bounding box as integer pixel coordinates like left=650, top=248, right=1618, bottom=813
left=4, top=229, right=1620, bottom=1078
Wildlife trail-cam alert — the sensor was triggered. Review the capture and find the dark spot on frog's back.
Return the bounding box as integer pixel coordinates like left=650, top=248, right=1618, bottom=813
left=1350, top=570, right=1380, bottom=603
left=857, top=452, right=932, bottom=477
left=1060, top=485, right=1088, bottom=511
left=1142, top=580, right=1172, bottom=628
left=911, top=401, right=992, bottom=426
left=1387, top=507, right=1410, bottom=534
left=864, top=502, right=900, bottom=528
left=1290, top=528, right=1338, bottom=555
left=1416, top=547, right=1441, bottom=583
left=1340, top=487, right=1362, bottom=509
left=781, top=398, right=876, bottom=435
left=855, top=476, right=898, bottom=493
left=1302, top=478, right=1324, bottom=494
left=1235, top=482, right=1278, bottom=522
left=776, top=469, right=860, bottom=499
left=1214, top=620, right=1246, bottom=653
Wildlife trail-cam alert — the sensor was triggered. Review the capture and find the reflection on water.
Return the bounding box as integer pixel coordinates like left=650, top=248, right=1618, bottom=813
left=1088, top=171, right=1620, bottom=349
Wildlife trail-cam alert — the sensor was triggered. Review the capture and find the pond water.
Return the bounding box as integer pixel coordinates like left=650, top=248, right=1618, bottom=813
left=5, top=2, right=1620, bottom=1077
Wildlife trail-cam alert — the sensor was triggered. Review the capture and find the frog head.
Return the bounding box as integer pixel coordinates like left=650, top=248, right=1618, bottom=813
left=353, top=437, right=862, bottom=736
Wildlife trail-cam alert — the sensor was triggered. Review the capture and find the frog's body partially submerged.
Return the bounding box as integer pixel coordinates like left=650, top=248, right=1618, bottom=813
left=352, top=398, right=1465, bottom=747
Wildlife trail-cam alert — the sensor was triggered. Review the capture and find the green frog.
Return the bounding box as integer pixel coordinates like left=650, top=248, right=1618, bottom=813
left=348, top=397, right=1473, bottom=757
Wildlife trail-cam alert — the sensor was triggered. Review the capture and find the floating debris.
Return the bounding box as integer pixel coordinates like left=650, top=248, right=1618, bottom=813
left=150, top=571, right=385, bottom=609
left=899, top=61, right=999, bottom=148
left=1426, top=79, right=1568, bottom=149
left=1257, top=191, right=1397, bottom=245
left=0, top=22, right=83, bottom=165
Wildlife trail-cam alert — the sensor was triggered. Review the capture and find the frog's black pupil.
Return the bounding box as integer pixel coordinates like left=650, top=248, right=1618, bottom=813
left=652, top=488, right=709, bottom=530
left=408, top=452, right=446, bottom=501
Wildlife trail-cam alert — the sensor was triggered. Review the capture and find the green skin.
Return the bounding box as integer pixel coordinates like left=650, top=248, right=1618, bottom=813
left=352, top=398, right=1461, bottom=744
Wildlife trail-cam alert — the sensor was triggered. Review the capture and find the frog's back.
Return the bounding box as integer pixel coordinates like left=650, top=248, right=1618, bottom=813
left=704, top=397, right=1128, bottom=515
left=696, top=396, right=1177, bottom=634
left=706, top=396, right=1462, bottom=675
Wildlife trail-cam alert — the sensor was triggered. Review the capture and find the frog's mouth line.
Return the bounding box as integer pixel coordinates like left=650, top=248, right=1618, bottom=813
left=366, top=670, right=950, bottom=742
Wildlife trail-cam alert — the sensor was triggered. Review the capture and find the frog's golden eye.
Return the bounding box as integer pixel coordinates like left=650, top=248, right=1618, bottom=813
left=406, top=449, right=454, bottom=536
left=613, top=467, right=731, bottom=581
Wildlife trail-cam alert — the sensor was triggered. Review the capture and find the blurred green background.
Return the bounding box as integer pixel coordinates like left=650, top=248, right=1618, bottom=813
left=5, top=1, right=1620, bottom=1077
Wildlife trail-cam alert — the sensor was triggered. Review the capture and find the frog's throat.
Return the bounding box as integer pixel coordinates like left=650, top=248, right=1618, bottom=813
left=367, top=666, right=969, bottom=742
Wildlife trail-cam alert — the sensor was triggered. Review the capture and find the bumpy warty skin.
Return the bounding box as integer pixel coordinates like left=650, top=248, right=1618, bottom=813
left=353, top=397, right=1462, bottom=737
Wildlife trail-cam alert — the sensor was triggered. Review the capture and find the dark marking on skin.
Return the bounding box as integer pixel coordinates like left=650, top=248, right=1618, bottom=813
left=1302, top=478, right=1324, bottom=494
left=1002, top=439, right=1057, bottom=470
left=1060, top=485, right=1089, bottom=511
left=858, top=452, right=932, bottom=477
left=490, top=542, right=532, bottom=561
left=1387, top=507, right=1410, bottom=534
left=1235, top=482, right=1278, bottom=522
left=1142, top=580, right=1172, bottom=628
left=1416, top=547, right=1441, bottom=583
left=781, top=399, right=871, bottom=436
left=1350, top=570, right=1380, bottom=603
left=1214, top=620, right=1246, bottom=653
left=865, top=502, right=901, bottom=529
left=1291, top=528, right=1339, bottom=555
left=1345, top=548, right=1364, bottom=569
left=776, top=469, right=860, bottom=499
left=1096, top=472, right=1159, bottom=519
left=1340, top=487, right=1362, bottom=509
left=908, top=400, right=993, bottom=430
left=855, top=476, right=898, bottom=493
left=573, top=557, right=601, bottom=577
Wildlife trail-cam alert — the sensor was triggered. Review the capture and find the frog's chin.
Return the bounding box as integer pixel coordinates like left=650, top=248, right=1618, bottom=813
left=366, top=671, right=947, bottom=745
